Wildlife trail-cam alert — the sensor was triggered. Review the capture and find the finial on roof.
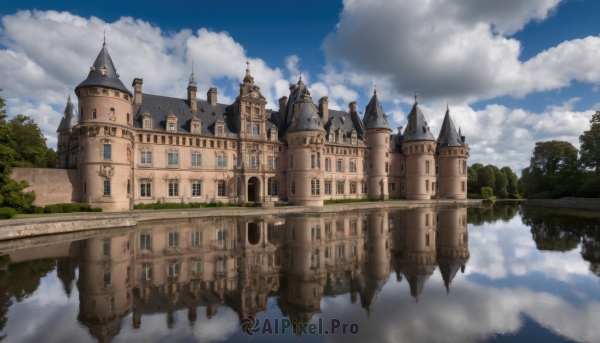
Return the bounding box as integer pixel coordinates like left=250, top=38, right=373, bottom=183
left=103, top=29, right=106, bottom=48
left=458, top=126, right=462, bottom=137
left=246, top=60, right=250, bottom=75
left=447, top=101, right=449, bottom=110
left=299, top=69, right=303, bottom=82
left=189, top=59, right=196, bottom=86
left=374, top=83, right=377, bottom=95
left=414, top=91, right=418, bottom=103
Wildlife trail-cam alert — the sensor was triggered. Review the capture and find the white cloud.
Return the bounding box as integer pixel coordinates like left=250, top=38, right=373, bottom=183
left=0, top=10, right=287, bottom=149
left=322, top=0, right=600, bottom=104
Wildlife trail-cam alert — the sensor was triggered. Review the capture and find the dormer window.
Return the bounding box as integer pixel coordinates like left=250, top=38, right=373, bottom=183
left=192, top=124, right=200, bottom=133
left=217, top=125, right=223, bottom=134
left=144, top=119, right=151, bottom=129
left=270, top=129, right=277, bottom=141
left=168, top=123, right=175, bottom=131
left=329, top=130, right=335, bottom=143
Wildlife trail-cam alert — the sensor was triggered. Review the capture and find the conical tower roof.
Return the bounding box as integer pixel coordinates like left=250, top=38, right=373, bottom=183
left=437, top=106, right=464, bottom=147
left=403, top=93, right=435, bottom=141
left=363, top=90, right=391, bottom=131
left=76, top=39, right=131, bottom=95
left=57, top=95, right=78, bottom=131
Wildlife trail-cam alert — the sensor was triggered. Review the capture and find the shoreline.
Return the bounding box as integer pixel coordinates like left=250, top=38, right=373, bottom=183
left=0, top=199, right=483, bottom=241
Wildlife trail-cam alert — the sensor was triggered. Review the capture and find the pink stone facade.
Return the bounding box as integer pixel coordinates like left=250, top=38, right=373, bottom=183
left=50, top=42, right=470, bottom=212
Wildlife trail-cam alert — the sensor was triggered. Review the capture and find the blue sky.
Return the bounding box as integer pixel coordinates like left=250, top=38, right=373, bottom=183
left=1, top=0, right=600, bottom=172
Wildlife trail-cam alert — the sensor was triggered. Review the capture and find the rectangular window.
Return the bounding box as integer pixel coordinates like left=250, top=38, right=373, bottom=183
left=436, top=165, right=439, bottom=174
left=311, top=155, right=316, bottom=168
left=436, top=182, right=440, bottom=191
left=311, top=180, right=320, bottom=195
left=363, top=161, right=366, bottom=172
left=337, top=245, right=345, bottom=258
left=289, top=156, right=293, bottom=168
left=141, top=180, right=152, bottom=197
left=217, top=126, right=223, bottom=134
left=168, top=181, right=179, bottom=197
left=336, top=221, right=343, bottom=231
left=103, top=144, right=111, bottom=159
left=103, top=180, right=111, bottom=196
left=217, top=181, right=226, bottom=197
left=388, top=183, right=396, bottom=191
left=104, top=270, right=111, bottom=285
left=140, top=151, right=152, bottom=164
left=140, top=235, right=151, bottom=250
left=350, top=160, right=356, bottom=172
left=426, top=180, right=429, bottom=191
left=92, top=110, right=97, bottom=119
left=217, top=154, right=227, bottom=168
left=350, top=182, right=357, bottom=194
left=140, top=267, right=152, bottom=280
left=325, top=181, right=332, bottom=195
left=291, top=181, right=295, bottom=195
left=361, top=182, right=367, bottom=194
left=191, top=261, right=202, bottom=275
left=462, top=161, right=467, bottom=174
left=426, top=161, right=430, bottom=174
left=337, top=160, right=343, bottom=172
left=103, top=241, right=110, bottom=256
left=217, top=260, right=227, bottom=272
left=401, top=164, right=404, bottom=172
left=363, top=220, right=368, bottom=232
left=168, top=152, right=179, bottom=165
left=191, top=231, right=202, bottom=246
left=191, top=153, right=202, bottom=166
left=245, top=106, right=251, bottom=115
left=168, top=232, right=179, bottom=247
left=385, top=162, right=389, bottom=173
left=253, top=124, right=259, bottom=135
left=168, top=264, right=179, bottom=276
left=270, top=180, right=278, bottom=196
left=192, top=124, right=200, bottom=133
left=311, top=226, right=321, bottom=240
left=337, top=181, right=344, bottom=194
left=351, top=245, right=357, bottom=255
left=350, top=221, right=357, bottom=234
left=192, top=180, right=202, bottom=197
left=325, top=158, right=331, bottom=172
left=250, top=156, right=257, bottom=167
left=462, top=181, right=465, bottom=192
left=108, top=107, right=115, bottom=118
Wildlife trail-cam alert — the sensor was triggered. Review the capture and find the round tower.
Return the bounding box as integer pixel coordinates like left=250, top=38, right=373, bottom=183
left=56, top=95, right=78, bottom=169
left=285, top=79, right=326, bottom=206
left=402, top=94, right=437, bottom=200
left=435, top=106, right=470, bottom=199
left=436, top=207, right=470, bottom=293
left=74, top=39, right=134, bottom=211
left=402, top=207, right=437, bottom=300
left=363, top=90, right=392, bottom=200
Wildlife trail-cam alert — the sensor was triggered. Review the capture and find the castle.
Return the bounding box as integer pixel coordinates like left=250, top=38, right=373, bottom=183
left=56, top=40, right=470, bottom=211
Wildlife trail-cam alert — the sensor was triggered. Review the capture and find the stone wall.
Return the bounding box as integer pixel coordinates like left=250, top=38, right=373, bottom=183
left=11, top=167, right=79, bottom=206
left=528, top=198, right=600, bottom=211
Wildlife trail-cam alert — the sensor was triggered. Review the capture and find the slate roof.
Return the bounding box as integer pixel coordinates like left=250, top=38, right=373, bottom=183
left=57, top=95, right=78, bottom=131
left=403, top=100, right=435, bottom=141
left=325, top=109, right=365, bottom=138
left=290, top=102, right=325, bottom=132
left=283, top=78, right=310, bottom=129
left=76, top=42, right=131, bottom=95
left=437, top=107, right=464, bottom=147
left=362, top=91, right=391, bottom=130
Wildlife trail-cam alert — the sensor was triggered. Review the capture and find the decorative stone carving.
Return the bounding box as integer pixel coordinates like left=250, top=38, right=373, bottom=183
left=98, top=165, right=115, bottom=179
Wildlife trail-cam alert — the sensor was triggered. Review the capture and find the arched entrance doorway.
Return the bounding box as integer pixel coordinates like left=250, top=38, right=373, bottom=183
left=247, top=177, right=260, bottom=202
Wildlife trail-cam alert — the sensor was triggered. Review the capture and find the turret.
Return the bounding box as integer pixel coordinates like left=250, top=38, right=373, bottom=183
left=187, top=65, right=197, bottom=114
left=401, top=93, right=436, bottom=200
left=435, top=106, right=469, bottom=199
left=75, top=38, right=134, bottom=211
left=402, top=207, right=437, bottom=301
left=285, top=78, right=325, bottom=206
left=56, top=95, right=78, bottom=168
left=360, top=210, right=390, bottom=314
left=363, top=90, right=392, bottom=200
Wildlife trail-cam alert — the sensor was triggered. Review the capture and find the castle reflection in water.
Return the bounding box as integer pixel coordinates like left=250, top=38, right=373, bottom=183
left=48, top=207, right=469, bottom=341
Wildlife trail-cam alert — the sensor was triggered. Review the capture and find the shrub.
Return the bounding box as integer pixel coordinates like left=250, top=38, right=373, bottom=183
left=467, top=193, right=483, bottom=199
left=481, top=187, right=494, bottom=199
left=90, top=207, right=103, bottom=212
left=30, top=206, right=44, bottom=214
left=0, top=207, right=16, bottom=219
left=44, top=204, right=61, bottom=213
left=508, top=193, right=521, bottom=199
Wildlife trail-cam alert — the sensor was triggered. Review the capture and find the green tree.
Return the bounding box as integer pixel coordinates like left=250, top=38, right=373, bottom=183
left=467, top=166, right=479, bottom=193
left=501, top=166, right=519, bottom=195
left=478, top=165, right=496, bottom=189
left=494, top=170, right=508, bottom=198
left=7, top=115, right=53, bottom=168
left=579, top=111, right=600, bottom=173
left=521, top=141, right=582, bottom=198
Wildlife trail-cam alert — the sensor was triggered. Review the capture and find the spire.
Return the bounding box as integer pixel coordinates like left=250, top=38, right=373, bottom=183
left=76, top=39, right=131, bottom=95
left=188, top=60, right=196, bottom=87
left=362, top=89, right=390, bottom=130
left=103, top=29, right=106, bottom=48
left=414, top=91, right=418, bottom=103
left=437, top=106, right=464, bottom=147
left=402, top=95, right=435, bottom=142
left=243, top=60, right=254, bottom=83
left=57, top=93, right=78, bottom=131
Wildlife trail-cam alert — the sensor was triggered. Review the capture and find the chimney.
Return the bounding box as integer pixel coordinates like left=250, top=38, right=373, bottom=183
left=132, top=78, right=143, bottom=105
left=207, top=87, right=217, bottom=106
left=349, top=101, right=357, bottom=113
left=319, top=96, right=329, bottom=124
left=187, top=83, right=197, bottom=114
left=398, top=126, right=403, bottom=135
left=279, top=96, right=288, bottom=113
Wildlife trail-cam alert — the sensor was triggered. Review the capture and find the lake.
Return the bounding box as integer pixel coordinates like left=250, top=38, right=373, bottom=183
left=0, top=204, right=598, bottom=342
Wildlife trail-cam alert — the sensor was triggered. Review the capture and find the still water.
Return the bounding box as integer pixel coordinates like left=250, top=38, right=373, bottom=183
left=0, top=204, right=598, bottom=342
